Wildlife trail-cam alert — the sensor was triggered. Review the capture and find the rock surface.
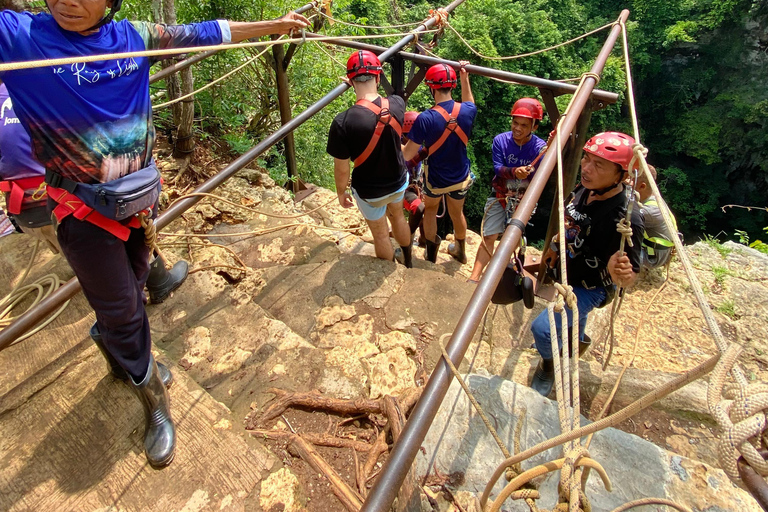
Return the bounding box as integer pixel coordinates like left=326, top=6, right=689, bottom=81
left=414, top=373, right=760, bottom=512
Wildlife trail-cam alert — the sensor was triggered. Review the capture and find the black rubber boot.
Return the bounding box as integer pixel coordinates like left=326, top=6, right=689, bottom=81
left=146, top=254, right=189, bottom=304
left=425, top=235, right=441, bottom=263
left=447, top=237, right=467, bottom=264
left=400, top=243, right=413, bottom=268
left=90, top=322, right=173, bottom=387
left=530, top=358, right=555, bottom=397
left=131, top=355, right=176, bottom=469
left=579, top=334, right=592, bottom=358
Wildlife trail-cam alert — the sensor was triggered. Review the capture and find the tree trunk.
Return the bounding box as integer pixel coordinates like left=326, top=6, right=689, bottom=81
left=160, top=0, right=194, bottom=158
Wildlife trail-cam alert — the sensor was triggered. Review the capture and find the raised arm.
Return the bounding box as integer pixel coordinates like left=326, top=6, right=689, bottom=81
left=459, top=60, right=474, bottom=104
left=228, top=12, right=310, bottom=42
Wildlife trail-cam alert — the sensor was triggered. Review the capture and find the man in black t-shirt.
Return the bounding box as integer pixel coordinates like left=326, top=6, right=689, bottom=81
left=327, top=50, right=412, bottom=267
left=529, top=131, right=645, bottom=397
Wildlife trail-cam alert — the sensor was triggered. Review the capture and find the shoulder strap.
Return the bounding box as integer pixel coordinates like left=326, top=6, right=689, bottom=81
left=425, top=103, right=469, bottom=157
left=353, top=97, right=403, bottom=167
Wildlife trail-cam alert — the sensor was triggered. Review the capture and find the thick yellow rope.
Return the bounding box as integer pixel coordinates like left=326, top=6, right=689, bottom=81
left=443, top=21, right=615, bottom=61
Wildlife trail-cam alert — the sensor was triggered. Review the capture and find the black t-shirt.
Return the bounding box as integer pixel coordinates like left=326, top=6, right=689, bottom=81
left=326, top=95, right=408, bottom=199
left=562, top=185, right=644, bottom=289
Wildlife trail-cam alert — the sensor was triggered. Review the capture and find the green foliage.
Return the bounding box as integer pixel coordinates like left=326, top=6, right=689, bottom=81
left=701, top=234, right=732, bottom=258
left=737, top=227, right=768, bottom=254
left=711, top=265, right=729, bottom=287
left=715, top=299, right=737, bottom=320
left=118, top=0, right=766, bottom=245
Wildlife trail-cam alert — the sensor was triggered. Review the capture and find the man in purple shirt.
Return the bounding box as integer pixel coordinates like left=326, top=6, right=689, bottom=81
left=468, top=98, right=546, bottom=282
left=0, top=0, right=308, bottom=468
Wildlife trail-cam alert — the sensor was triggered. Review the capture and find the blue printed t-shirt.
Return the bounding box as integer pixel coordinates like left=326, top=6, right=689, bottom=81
left=490, top=131, right=546, bottom=195
left=0, top=11, right=229, bottom=185
left=407, top=100, right=476, bottom=189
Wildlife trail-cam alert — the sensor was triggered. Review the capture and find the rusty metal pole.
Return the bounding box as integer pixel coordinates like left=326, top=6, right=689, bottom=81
left=304, top=33, right=619, bottom=105
left=0, top=0, right=468, bottom=351
left=360, top=10, right=630, bottom=512
left=537, top=101, right=593, bottom=285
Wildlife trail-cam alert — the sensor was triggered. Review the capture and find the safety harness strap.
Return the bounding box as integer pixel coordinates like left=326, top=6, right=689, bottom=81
left=426, top=103, right=468, bottom=156
left=353, top=98, right=403, bottom=167
left=0, top=176, right=46, bottom=215
left=47, top=185, right=141, bottom=241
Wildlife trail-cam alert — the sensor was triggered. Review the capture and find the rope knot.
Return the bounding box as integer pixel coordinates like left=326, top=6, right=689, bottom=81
left=615, top=218, right=634, bottom=247
left=429, top=8, right=449, bottom=29
left=581, top=71, right=601, bottom=86
left=554, top=282, right=577, bottom=311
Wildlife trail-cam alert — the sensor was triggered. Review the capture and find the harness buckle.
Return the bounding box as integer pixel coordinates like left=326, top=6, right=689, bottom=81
left=378, top=108, right=392, bottom=125
left=446, top=117, right=458, bottom=132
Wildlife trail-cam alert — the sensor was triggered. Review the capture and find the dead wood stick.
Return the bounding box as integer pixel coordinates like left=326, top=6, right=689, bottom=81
left=250, top=430, right=372, bottom=452
left=290, top=434, right=363, bottom=512
left=382, top=395, right=404, bottom=444
left=260, top=388, right=384, bottom=423
left=353, top=447, right=366, bottom=497
left=363, top=426, right=389, bottom=479
left=259, top=387, right=424, bottom=424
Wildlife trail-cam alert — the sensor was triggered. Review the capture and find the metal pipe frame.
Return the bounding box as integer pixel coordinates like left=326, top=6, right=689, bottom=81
left=0, top=0, right=469, bottom=349
left=148, top=1, right=318, bottom=86
left=304, top=33, right=619, bottom=106
left=360, top=10, right=631, bottom=511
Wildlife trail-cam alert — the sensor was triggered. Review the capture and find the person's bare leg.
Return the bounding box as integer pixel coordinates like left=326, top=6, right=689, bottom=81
left=386, top=201, right=411, bottom=247
left=365, top=215, right=394, bottom=261
left=446, top=196, right=467, bottom=239
left=469, top=234, right=499, bottom=281
left=422, top=195, right=442, bottom=243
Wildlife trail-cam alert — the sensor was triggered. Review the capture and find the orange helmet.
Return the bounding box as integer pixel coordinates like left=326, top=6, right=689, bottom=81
left=403, top=111, right=419, bottom=134
left=425, top=64, right=457, bottom=90
left=583, top=132, right=636, bottom=171
left=346, top=50, right=382, bottom=80
left=511, top=98, right=543, bottom=120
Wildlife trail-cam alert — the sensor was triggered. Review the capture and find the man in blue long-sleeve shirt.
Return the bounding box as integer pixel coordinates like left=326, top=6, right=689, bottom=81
left=468, top=98, right=546, bottom=282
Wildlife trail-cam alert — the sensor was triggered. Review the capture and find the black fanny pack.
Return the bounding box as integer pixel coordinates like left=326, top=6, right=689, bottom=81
left=46, top=162, right=161, bottom=221
left=491, top=253, right=535, bottom=309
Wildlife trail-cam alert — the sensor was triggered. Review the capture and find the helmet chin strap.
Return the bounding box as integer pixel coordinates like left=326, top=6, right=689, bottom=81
left=85, top=7, right=118, bottom=31
left=590, top=178, right=624, bottom=197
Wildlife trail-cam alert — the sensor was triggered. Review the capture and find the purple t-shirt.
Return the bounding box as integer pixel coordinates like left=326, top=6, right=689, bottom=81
left=0, top=83, right=45, bottom=182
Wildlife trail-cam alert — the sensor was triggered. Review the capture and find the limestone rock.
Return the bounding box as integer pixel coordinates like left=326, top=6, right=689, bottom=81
left=314, top=303, right=357, bottom=330
left=365, top=347, right=417, bottom=399
left=326, top=346, right=368, bottom=386
left=312, top=314, right=377, bottom=358
left=414, top=374, right=760, bottom=512
left=376, top=330, right=417, bottom=354
left=181, top=326, right=212, bottom=366
left=213, top=347, right=252, bottom=374
left=260, top=468, right=304, bottom=512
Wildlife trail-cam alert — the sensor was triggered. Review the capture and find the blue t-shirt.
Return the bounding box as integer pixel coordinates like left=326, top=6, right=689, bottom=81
left=408, top=100, right=477, bottom=188
left=0, top=83, right=45, bottom=182
left=491, top=131, right=546, bottom=193
left=0, top=12, right=226, bottom=185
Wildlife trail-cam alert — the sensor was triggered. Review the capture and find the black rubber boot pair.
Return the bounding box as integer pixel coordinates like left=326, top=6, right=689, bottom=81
left=132, top=355, right=176, bottom=469
left=447, top=237, right=467, bottom=264
left=146, top=254, right=189, bottom=304
left=89, top=322, right=173, bottom=388
left=425, top=235, right=441, bottom=263
left=400, top=243, right=413, bottom=268
left=530, top=335, right=592, bottom=397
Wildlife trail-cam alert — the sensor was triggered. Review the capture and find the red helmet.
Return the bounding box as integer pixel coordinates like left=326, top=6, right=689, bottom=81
left=511, top=98, right=543, bottom=120
left=403, top=111, right=419, bottom=134
left=583, top=132, right=636, bottom=171
left=425, top=64, right=457, bottom=90
left=346, top=50, right=382, bottom=80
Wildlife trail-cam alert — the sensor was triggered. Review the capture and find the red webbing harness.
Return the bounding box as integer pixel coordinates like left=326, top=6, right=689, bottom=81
left=0, top=176, right=46, bottom=215
left=424, top=103, right=468, bottom=157
left=47, top=185, right=142, bottom=241
left=353, top=98, right=403, bottom=167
